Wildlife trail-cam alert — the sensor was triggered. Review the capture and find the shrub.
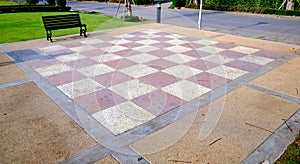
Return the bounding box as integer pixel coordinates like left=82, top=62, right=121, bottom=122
left=120, top=15, right=141, bottom=22
left=26, top=0, right=39, bottom=5
left=56, top=0, right=66, bottom=8
left=47, top=0, right=56, bottom=6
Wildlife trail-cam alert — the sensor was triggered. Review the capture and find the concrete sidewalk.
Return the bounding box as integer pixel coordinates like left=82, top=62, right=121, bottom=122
left=0, top=23, right=300, bottom=164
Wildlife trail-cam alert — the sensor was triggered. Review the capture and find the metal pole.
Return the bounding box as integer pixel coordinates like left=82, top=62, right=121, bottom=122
left=156, top=2, right=161, bottom=23
left=198, top=0, right=203, bottom=30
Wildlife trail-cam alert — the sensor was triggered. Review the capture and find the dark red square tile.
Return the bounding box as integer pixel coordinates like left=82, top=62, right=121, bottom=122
left=225, top=60, right=261, bottom=72
left=151, top=42, right=173, bottom=48
left=139, top=71, right=178, bottom=87
left=132, top=89, right=184, bottom=116
left=252, top=50, right=284, bottom=59
left=113, top=49, right=140, bottom=57
left=145, top=59, right=177, bottom=70
left=220, top=50, right=247, bottom=59
left=90, top=42, right=113, bottom=49
left=80, top=49, right=106, bottom=57
left=93, top=71, right=132, bottom=87
left=26, top=58, right=60, bottom=68
left=214, top=43, right=237, bottom=49
left=148, top=49, right=174, bottom=57
left=104, top=59, right=137, bottom=69
left=120, top=42, right=144, bottom=48
left=187, top=72, right=231, bottom=89
left=182, top=50, right=206, bottom=58
left=185, top=59, right=218, bottom=71
left=74, top=89, right=126, bottom=114
left=62, top=42, right=83, bottom=48
left=47, top=70, right=86, bottom=86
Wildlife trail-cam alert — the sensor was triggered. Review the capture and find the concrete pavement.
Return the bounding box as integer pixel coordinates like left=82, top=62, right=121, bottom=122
left=1, top=23, right=300, bottom=163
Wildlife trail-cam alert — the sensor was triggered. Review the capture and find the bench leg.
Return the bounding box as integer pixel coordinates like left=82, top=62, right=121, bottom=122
left=80, top=25, right=87, bottom=37
left=46, top=30, right=53, bottom=42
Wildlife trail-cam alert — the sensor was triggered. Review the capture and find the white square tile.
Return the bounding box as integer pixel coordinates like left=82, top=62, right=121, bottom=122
left=57, top=78, right=104, bottom=99
left=119, top=64, right=158, bottom=78
left=132, top=45, right=159, bottom=53
left=162, top=80, right=211, bottom=101
left=140, top=34, right=161, bottom=39
left=207, top=65, right=248, bottom=80
left=91, top=54, right=122, bottom=62
left=39, top=45, right=66, bottom=52
left=109, top=79, right=156, bottom=100
left=55, top=53, right=86, bottom=62
left=136, top=39, right=160, bottom=45
left=202, top=55, right=234, bottom=64
left=102, top=45, right=127, bottom=53
left=165, top=34, right=186, bottom=39
left=113, top=39, right=133, bottom=45
left=165, top=39, right=187, bottom=45
left=163, top=54, right=197, bottom=64
left=126, top=53, right=159, bottom=63
left=198, top=46, right=225, bottom=54
left=80, top=38, right=103, bottom=44
left=162, top=65, right=202, bottom=79
left=92, top=101, right=155, bottom=135
left=35, top=64, right=72, bottom=77
left=164, top=46, right=192, bottom=53
left=143, top=29, right=160, bottom=34
left=239, top=55, right=274, bottom=65
left=77, top=64, right=114, bottom=77
left=192, top=39, right=218, bottom=46
left=70, top=45, right=97, bottom=52
left=114, top=34, right=136, bottom=38
left=230, top=46, right=259, bottom=54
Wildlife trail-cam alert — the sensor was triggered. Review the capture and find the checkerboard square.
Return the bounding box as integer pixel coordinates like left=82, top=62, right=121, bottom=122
left=80, top=38, right=103, bottom=45
left=139, top=71, right=178, bottom=87
left=162, top=65, right=202, bottom=79
left=162, top=80, right=211, bottom=101
left=80, top=49, right=106, bottom=57
left=70, top=45, right=97, bottom=53
left=104, top=59, right=137, bottom=69
left=90, top=42, right=113, bottom=49
left=185, top=59, right=218, bottom=71
left=39, top=45, right=66, bottom=53
left=112, top=39, right=133, bottom=45
left=147, top=49, right=175, bottom=57
left=119, top=64, right=159, bottom=78
left=220, top=50, right=248, bottom=59
left=151, top=42, right=174, bottom=49
left=126, top=53, right=159, bottom=63
left=74, top=89, right=126, bottom=114
left=163, top=54, right=197, bottom=64
left=94, top=71, right=132, bottom=87
left=165, top=39, right=187, bottom=45
left=197, top=46, right=225, bottom=54
left=201, top=55, right=234, bottom=64
left=132, top=89, right=184, bottom=116
left=35, top=63, right=73, bottom=77
left=65, top=58, right=98, bottom=69
left=187, top=72, right=231, bottom=89
left=119, top=42, right=144, bottom=49
left=182, top=50, right=204, bottom=58
left=230, top=46, right=259, bottom=54
left=136, top=39, right=160, bottom=45
left=252, top=50, right=284, bottom=59
left=207, top=65, right=248, bottom=80
left=61, top=42, right=83, bottom=48
left=55, top=53, right=86, bottom=62
left=112, top=49, right=140, bottom=57
left=92, top=101, right=155, bottom=135
left=192, top=39, right=218, bottom=46
left=164, top=45, right=192, bottom=53
left=57, top=78, right=104, bottom=99
left=109, top=79, right=156, bottom=100
left=144, top=59, right=177, bottom=70
left=225, top=60, right=261, bottom=72
left=239, top=55, right=274, bottom=65
left=102, top=45, right=127, bottom=53
left=77, top=64, right=114, bottom=77
left=132, top=45, right=159, bottom=53
left=26, top=58, right=60, bottom=69
left=214, top=43, right=237, bottom=49
left=91, top=54, right=123, bottom=63
left=47, top=70, right=86, bottom=86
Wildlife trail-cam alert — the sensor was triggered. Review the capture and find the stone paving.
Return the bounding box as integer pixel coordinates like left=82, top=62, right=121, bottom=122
left=1, top=24, right=300, bottom=163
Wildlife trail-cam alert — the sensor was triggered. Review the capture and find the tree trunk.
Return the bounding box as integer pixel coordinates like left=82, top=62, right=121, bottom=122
left=286, top=0, right=295, bottom=11
left=126, top=0, right=132, bottom=16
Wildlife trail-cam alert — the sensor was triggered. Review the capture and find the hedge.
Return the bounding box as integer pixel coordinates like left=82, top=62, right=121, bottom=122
left=0, top=5, right=71, bottom=13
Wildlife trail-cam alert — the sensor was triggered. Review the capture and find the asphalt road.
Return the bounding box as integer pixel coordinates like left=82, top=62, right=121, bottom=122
left=67, top=1, right=300, bottom=45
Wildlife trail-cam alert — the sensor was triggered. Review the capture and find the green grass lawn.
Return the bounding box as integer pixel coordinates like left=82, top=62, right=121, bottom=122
left=0, top=12, right=143, bottom=43
left=0, top=0, right=25, bottom=6
left=276, top=131, right=300, bottom=164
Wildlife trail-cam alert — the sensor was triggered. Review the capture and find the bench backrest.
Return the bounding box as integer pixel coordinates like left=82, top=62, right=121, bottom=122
left=42, top=14, right=83, bottom=30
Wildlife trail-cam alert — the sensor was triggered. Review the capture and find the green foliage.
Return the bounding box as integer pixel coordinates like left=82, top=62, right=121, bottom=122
left=171, top=0, right=185, bottom=8
left=120, top=15, right=141, bottom=22
left=56, top=0, right=66, bottom=8
left=26, top=0, right=39, bottom=5
left=47, top=0, right=55, bottom=6
left=276, top=131, right=300, bottom=164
